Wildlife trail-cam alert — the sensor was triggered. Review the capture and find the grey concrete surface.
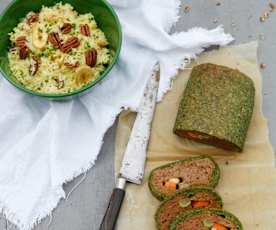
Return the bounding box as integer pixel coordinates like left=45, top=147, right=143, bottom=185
left=0, top=0, right=275, bottom=230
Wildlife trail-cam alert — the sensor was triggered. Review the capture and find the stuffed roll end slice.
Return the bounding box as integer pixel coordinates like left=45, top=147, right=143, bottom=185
left=156, top=188, right=223, bottom=230
left=170, top=208, right=243, bottom=230
left=148, top=156, right=220, bottom=200
left=174, top=63, right=255, bottom=152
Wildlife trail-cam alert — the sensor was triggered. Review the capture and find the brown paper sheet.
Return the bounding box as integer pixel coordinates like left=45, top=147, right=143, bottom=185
left=115, top=42, right=276, bottom=230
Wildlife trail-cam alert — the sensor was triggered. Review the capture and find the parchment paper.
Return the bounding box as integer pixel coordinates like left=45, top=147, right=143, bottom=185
left=115, top=42, right=276, bottom=230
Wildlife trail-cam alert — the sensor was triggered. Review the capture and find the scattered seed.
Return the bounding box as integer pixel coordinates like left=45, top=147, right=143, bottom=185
left=260, top=16, right=266, bottom=22
left=259, top=2, right=276, bottom=22
left=183, top=57, right=190, bottom=64
left=260, top=11, right=271, bottom=22
left=269, top=2, right=276, bottom=11
left=260, top=63, right=267, bottom=69
left=264, top=11, right=270, bottom=18
left=184, top=6, right=191, bottom=13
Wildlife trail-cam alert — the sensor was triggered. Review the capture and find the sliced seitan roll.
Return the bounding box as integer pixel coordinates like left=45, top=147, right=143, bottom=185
left=148, top=156, right=220, bottom=200
left=169, top=208, right=243, bottom=230
left=156, top=188, right=223, bottom=230
left=174, top=63, right=255, bottom=152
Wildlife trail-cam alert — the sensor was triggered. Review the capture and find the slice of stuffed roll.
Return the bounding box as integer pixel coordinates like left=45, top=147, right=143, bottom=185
left=156, top=188, right=223, bottom=230
left=169, top=208, right=243, bottom=230
left=148, top=156, right=220, bottom=200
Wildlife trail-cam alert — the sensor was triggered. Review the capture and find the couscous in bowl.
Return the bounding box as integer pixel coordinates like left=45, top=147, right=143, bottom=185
left=0, top=0, right=121, bottom=99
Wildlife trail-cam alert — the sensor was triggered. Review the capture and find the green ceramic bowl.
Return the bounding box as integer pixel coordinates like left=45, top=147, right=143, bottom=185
left=0, top=0, right=122, bottom=99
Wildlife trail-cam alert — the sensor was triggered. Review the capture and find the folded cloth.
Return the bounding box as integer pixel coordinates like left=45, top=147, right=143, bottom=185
left=0, top=0, right=233, bottom=229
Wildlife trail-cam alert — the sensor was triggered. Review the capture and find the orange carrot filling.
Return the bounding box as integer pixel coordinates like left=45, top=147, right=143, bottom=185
left=164, top=182, right=177, bottom=190
left=191, top=200, right=210, bottom=208
left=212, top=223, right=228, bottom=230
left=186, top=132, right=200, bottom=139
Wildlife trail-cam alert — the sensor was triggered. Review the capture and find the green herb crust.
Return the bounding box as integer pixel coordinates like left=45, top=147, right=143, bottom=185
left=169, top=208, right=243, bottom=230
left=148, top=156, right=220, bottom=201
left=155, top=188, right=223, bottom=230
left=174, top=63, right=255, bottom=152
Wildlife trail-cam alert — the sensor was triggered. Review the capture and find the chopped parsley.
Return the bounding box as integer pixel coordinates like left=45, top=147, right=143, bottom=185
left=84, top=42, right=91, bottom=49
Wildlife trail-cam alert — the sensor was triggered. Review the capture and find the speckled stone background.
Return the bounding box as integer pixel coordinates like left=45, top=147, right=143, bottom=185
left=0, top=0, right=275, bottom=229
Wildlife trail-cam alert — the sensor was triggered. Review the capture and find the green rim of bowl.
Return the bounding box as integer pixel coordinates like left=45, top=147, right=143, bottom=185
left=0, top=0, right=122, bottom=99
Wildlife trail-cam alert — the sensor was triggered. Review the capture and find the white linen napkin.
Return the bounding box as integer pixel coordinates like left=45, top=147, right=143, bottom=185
left=0, top=0, right=233, bottom=229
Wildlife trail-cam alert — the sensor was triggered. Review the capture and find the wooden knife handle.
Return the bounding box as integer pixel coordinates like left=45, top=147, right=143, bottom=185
left=99, top=188, right=125, bottom=230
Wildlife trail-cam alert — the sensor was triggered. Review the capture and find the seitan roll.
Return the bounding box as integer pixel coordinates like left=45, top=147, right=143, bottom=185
left=148, top=156, right=220, bottom=201
left=174, top=63, right=255, bottom=152
left=169, top=208, right=243, bottom=230
left=155, top=188, right=223, bottom=230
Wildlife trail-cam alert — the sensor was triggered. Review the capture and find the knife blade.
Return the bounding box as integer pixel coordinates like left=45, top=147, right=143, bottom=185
left=120, top=71, right=159, bottom=184
left=99, top=71, right=159, bottom=230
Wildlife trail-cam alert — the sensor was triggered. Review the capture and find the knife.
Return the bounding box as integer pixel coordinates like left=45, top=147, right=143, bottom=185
left=99, top=71, right=159, bottom=230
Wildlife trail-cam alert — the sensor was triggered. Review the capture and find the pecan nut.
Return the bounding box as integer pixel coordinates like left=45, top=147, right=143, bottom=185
left=19, top=46, right=29, bottom=60
left=26, top=13, right=39, bottom=25
left=85, top=48, right=97, bottom=67
left=64, top=61, right=80, bottom=69
left=48, top=32, right=62, bottom=49
left=60, top=23, right=72, bottom=34
left=58, top=80, right=65, bottom=89
left=29, top=55, right=41, bottom=76
left=60, top=37, right=80, bottom=53
left=54, top=79, right=65, bottom=89
left=80, top=24, right=90, bottom=37
left=15, top=36, right=27, bottom=48
left=9, top=47, right=17, bottom=54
